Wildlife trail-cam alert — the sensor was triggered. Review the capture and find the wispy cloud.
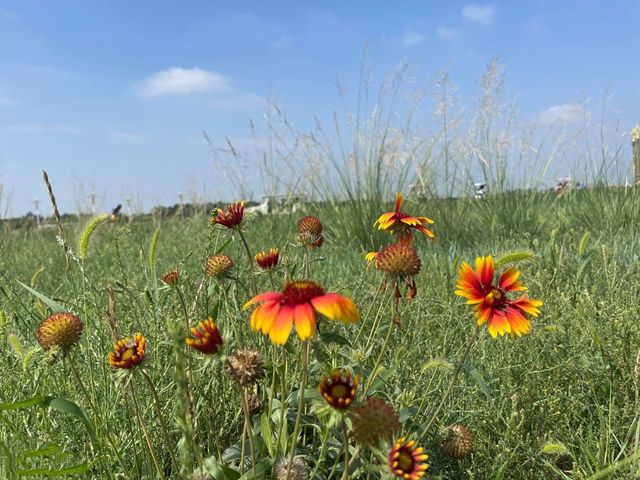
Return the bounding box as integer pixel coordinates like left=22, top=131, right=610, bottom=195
left=535, top=103, right=591, bottom=126
left=136, top=67, right=231, bottom=97
left=436, top=24, right=457, bottom=40
left=401, top=27, right=425, bottom=47
left=462, top=4, right=496, bottom=26
left=209, top=93, right=266, bottom=110
left=1, top=123, right=84, bottom=135
left=106, top=131, right=146, bottom=145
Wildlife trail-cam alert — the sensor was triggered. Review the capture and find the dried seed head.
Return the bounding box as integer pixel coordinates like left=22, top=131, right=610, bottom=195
left=206, top=254, right=234, bottom=277
left=298, top=216, right=323, bottom=235
left=161, top=269, right=180, bottom=286
left=441, top=424, right=474, bottom=459
left=37, top=312, right=83, bottom=352
left=275, top=456, right=309, bottom=480
left=375, top=243, right=421, bottom=277
left=351, top=397, right=400, bottom=446
left=295, top=231, right=324, bottom=249
left=227, top=349, right=265, bottom=387
left=247, top=392, right=263, bottom=416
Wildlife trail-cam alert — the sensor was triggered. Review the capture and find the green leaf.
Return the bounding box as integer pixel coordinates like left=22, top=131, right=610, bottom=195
left=0, top=395, right=47, bottom=410
left=16, top=463, right=91, bottom=476
left=319, top=331, right=352, bottom=347
left=461, top=364, right=492, bottom=400
left=16, top=282, right=66, bottom=313
left=43, top=397, right=98, bottom=445
left=260, top=412, right=274, bottom=457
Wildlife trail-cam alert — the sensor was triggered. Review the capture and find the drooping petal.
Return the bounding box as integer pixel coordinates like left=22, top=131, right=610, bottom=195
left=335, top=296, right=360, bottom=323
left=243, top=292, right=283, bottom=310
left=374, top=212, right=395, bottom=228
left=255, top=301, right=280, bottom=335
left=294, top=302, right=316, bottom=341
left=504, top=306, right=531, bottom=337
left=498, top=268, right=526, bottom=292
left=269, top=306, right=295, bottom=345
left=487, top=310, right=510, bottom=338
left=414, top=223, right=435, bottom=238
left=311, top=293, right=344, bottom=320
left=365, top=252, right=379, bottom=262
left=512, top=296, right=543, bottom=317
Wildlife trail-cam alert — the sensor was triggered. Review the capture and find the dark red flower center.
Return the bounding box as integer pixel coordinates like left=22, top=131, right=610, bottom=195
left=397, top=448, right=415, bottom=473
left=282, top=280, right=325, bottom=305
left=486, top=287, right=507, bottom=308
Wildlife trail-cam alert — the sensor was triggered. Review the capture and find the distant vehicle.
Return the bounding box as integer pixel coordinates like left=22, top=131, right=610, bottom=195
left=474, top=183, right=487, bottom=199
left=247, top=194, right=307, bottom=215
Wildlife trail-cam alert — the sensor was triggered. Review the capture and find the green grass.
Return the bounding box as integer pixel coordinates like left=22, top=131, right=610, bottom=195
left=1, top=188, right=640, bottom=479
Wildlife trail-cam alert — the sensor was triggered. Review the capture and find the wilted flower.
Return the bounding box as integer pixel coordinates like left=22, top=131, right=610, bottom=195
left=388, top=437, right=429, bottom=480
left=108, top=333, right=147, bottom=369
left=318, top=370, right=358, bottom=410
left=455, top=256, right=543, bottom=338
left=186, top=318, right=223, bottom=354
left=296, top=231, right=324, bottom=249
left=211, top=201, right=245, bottom=228
left=374, top=193, right=434, bottom=245
left=161, top=269, right=180, bottom=286
left=227, top=349, right=265, bottom=387
left=244, top=280, right=359, bottom=345
left=351, top=397, right=400, bottom=446
left=275, top=456, right=308, bottom=480
left=441, top=424, right=473, bottom=459
left=255, top=248, right=279, bottom=270
left=37, top=312, right=83, bottom=353
left=206, top=254, right=233, bottom=277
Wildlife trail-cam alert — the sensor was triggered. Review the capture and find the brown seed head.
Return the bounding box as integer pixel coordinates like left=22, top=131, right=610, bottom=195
left=206, top=254, right=234, bottom=277
left=375, top=243, right=421, bottom=277
left=275, top=456, right=309, bottom=480
left=37, top=312, right=83, bottom=352
left=351, top=397, right=400, bottom=446
left=161, top=269, right=180, bottom=286
left=441, top=424, right=474, bottom=459
left=227, top=349, right=265, bottom=387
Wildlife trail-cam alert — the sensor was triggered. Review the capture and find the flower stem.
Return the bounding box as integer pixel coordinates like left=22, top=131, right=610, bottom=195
left=420, top=324, right=481, bottom=437
left=237, top=229, right=257, bottom=295
left=341, top=419, right=350, bottom=480
left=175, top=287, right=198, bottom=449
left=285, top=341, right=309, bottom=480
left=130, top=381, right=166, bottom=479
left=241, top=389, right=257, bottom=478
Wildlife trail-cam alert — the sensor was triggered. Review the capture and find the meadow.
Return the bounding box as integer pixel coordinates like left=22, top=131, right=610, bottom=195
left=1, top=185, right=640, bottom=480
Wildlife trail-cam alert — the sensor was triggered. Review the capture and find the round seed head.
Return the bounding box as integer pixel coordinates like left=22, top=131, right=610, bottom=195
left=351, top=397, right=400, bottom=446
left=37, top=312, right=83, bottom=352
left=441, top=424, right=474, bottom=459
left=206, top=254, right=234, bottom=277
left=161, top=269, right=180, bottom=286
left=298, top=216, right=323, bottom=235
left=227, top=349, right=265, bottom=387
left=275, top=456, right=309, bottom=480
left=374, top=243, right=421, bottom=277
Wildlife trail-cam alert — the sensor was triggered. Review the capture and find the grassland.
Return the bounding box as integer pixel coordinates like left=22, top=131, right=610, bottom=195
left=1, top=187, right=640, bottom=479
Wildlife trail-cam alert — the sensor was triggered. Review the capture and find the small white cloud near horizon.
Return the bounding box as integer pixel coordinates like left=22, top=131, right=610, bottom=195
left=462, top=4, right=496, bottom=26
left=535, top=103, right=591, bottom=126
left=136, top=68, right=231, bottom=97
left=436, top=24, right=457, bottom=40
left=401, top=27, right=425, bottom=47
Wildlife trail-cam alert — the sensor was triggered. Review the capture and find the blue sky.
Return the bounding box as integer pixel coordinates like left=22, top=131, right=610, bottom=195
left=0, top=1, right=638, bottom=215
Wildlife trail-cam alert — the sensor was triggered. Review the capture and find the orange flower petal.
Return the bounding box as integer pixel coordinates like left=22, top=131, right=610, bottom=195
left=243, top=292, right=283, bottom=309
left=487, top=310, right=510, bottom=338
left=294, top=303, right=316, bottom=341
left=394, top=192, right=404, bottom=212
left=269, top=305, right=294, bottom=345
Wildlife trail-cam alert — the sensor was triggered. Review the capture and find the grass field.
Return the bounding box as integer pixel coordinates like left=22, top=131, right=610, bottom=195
left=1, top=187, right=640, bottom=479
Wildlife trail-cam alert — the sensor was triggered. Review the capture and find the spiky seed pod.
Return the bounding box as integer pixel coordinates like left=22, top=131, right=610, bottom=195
left=441, top=424, right=474, bottom=459
left=37, top=312, right=83, bottom=352
left=206, top=254, right=233, bottom=277
left=227, top=349, right=265, bottom=388
left=247, top=392, right=263, bottom=415
left=275, top=456, right=309, bottom=480
left=161, top=269, right=180, bottom=286
left=298, top=216, right=323, bottom=235
left=374, top=243, right=421, bottom=277
left=351, top=397, right=400, bottom=446
left=295, top=231, right=324, bottom=249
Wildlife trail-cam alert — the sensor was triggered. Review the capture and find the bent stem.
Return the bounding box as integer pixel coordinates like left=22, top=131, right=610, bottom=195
left=130, top=381, right=166, bottom=480
left=420, top=324, right=481, bottom=437
left=286, top=341, right=309, bottom=480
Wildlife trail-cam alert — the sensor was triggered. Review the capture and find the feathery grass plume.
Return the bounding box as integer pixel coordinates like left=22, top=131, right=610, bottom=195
left=78, top=213, right=109, bottom=260
left=42, top=170, right=70, bottom=267
left=494, top=251, right=536, bottom=268
left=578, top=231, right=591, bottom=257
left=148, top=227, right=160, bottom=273
left=30, top=266, right=45, bottom=288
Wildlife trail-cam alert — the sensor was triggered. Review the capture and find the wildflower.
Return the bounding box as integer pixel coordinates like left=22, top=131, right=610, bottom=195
left=227, top=349, right=265, bottom=387
left=244, top=280, right=359, bottom=345
left=441, top=424, right=473, bottom=459
left=296, top=231, right=324, bottom=249
left=298, top=216, right=323, bottom=235
left=37, top=312, right=83, bottom=353
left=318, top=370, right=358, bottom=410
left=108, top=333, right=147, bottom=369
left=374, top=193, right=434, bottom=245
left=351, top=397, right=400, bottom=446
left=455, top=256, right=543, bottom=338
left=388, top=437, right=429, bottom=480
left=206, top=254, right=233, bottom=277
left=275, top=456, right=308, bottom=480
left=161, top=268, right=180, bottom=286
left=373, top=243, right=421, bottom=277
left=186, top=318, right=223, bottom=355
left=255, top=248, right=279, bottom=270
left=210, top=201, right=244, bottom=228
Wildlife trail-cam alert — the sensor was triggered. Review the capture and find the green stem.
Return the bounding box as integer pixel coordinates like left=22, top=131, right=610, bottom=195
left=241, top=389, right=257, bottom=479
left=420, top=324, right=480, bottom=437
left=285, top=341, right=309, bottom=480
left=130, top=381, right=166, bottom=479
left=341, top=420, right=350, bottom=480
left=237, top=229, right=257, bottom=295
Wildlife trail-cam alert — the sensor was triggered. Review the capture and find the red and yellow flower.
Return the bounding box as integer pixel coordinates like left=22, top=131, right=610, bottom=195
left=455, top=256, right=543, bottom=338
left=108, top=333, right=147, bottom=369
left=374, top=193, right=434, bottom=245
left=186, top=318, right=223, bottom=354
left=243, top=280, right=359, bottom=345
left=211, top=201, right=245, bottom=228
left=318, top=370, right=358, bottom=410
left=255, top=248, right=279, bottom=270
left=388, top=437, right=429, bottom=480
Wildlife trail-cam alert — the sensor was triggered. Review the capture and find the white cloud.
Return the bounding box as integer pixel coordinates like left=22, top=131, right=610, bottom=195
left=209, top=93, right=266, bottom=110
left=436, top=25, right=457, bottom=40
left=401, top=27, right=425, bottom=47
left=535, top=103, right=591, bottom=126
left=106, top=131, right=146, bottom=145
left=462, top=4, right=496, bottom=26
left=271, top=34, right=294, bottom=51
left=136, top=68, right=231, bottom=98
left=1, top=123, right=84, bottom=134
